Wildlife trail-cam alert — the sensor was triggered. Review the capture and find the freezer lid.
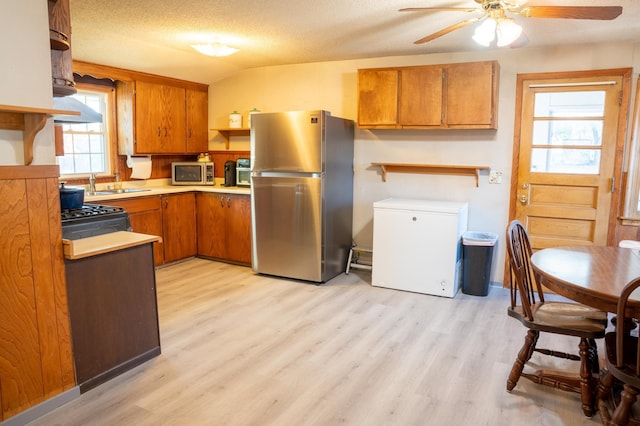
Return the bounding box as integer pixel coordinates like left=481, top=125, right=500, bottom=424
left=373, top=198, right=468, bottom=213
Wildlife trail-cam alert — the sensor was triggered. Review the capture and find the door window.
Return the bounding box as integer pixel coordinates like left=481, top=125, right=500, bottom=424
left=530, top=90, right=605, bottom=175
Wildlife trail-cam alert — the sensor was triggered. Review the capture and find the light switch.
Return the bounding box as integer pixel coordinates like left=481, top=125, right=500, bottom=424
left=489, top=170, right=503, bottom=184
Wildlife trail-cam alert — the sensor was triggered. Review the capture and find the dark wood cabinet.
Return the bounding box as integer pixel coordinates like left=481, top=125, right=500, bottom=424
left=48, top=0, right=76, bottom=96
left=197, top=192, right=252, bottom=264
left=65, top=243, right=160, bottom=392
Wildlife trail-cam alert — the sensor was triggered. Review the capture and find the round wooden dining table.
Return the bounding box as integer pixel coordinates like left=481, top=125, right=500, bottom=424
left=530, top=245, right=640, bottom=315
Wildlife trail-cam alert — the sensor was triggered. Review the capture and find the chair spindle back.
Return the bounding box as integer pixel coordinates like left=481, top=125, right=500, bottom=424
left=614, top=276, right=640, bottom=376
left=506, top=220, right=545, bottom=321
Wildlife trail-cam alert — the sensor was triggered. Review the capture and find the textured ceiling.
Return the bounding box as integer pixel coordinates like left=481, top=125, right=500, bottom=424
left=68, top=0, right=639, bottom=84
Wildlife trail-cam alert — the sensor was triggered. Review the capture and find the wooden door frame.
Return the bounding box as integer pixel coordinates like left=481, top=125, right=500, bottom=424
left=506, top=68, right=632, bottom=286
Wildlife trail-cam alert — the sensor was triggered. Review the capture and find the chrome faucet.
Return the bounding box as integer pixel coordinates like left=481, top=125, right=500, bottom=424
left=89, top=173, right=96, bottom=193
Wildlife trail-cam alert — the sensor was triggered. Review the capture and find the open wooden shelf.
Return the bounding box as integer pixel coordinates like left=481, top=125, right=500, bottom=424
left=371, top=163, right=490, bottom=187
left=0, top=104, right=79, bottom=165
left=211, top=128, right=250, bottom=149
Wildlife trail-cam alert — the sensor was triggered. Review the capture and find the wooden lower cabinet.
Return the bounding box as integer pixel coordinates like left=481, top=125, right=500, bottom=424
left=101, top=193, right=197, bottom=265
left=65, top=243, right=160, bottom=393
left=101, top=196, right=164, bottom=265
left=0, top=166, right=75, bottom=420
left=162, top=192, right=197, bottom=263
left=196, top=192, right=252, bottom=264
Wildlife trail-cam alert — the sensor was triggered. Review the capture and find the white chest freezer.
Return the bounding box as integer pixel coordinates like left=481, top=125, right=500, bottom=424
left=372, top=198, right=468, bottom=298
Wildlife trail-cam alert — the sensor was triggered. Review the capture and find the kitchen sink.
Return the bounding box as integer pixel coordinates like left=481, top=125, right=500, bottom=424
left=87, top=188, right=151, bottom=196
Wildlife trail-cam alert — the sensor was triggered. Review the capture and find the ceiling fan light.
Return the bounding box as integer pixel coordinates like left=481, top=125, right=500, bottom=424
left=496, top=18, right=522, bottom=47
left=472, top=18, right=497, bottom=46
left=191, top=42, right=238, bottom=57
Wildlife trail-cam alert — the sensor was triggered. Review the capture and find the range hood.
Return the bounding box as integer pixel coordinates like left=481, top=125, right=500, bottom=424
left=52, top=96, right=103, bottom=124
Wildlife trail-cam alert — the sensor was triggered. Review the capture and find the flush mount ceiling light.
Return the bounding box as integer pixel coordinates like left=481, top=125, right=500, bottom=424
left=191, top=42, right=238, bottom=57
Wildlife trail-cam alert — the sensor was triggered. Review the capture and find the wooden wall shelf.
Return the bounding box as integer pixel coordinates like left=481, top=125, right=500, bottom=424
left=0, top=104, right=79, bottom=165
left=371, top=162, right=490, bottom=187
left=211, top=128, right=250, bottom=150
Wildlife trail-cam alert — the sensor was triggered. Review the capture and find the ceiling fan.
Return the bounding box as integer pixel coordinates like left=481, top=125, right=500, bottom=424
left=400, top=1, right=623, bottom=47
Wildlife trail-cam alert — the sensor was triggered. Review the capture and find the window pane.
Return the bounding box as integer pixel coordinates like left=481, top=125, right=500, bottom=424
left=74, top=154, right=91, bottom=174
left=58, top=156, right=74, bottom=175
left=531, top=148, right=601, bottom=174
left=90, top=154, right=105, bottom=172
left=534, top=91, right=605, bottom=117
left=532, top=120, right=603, bottom=146
left=73, top=135, right=90, bottom=153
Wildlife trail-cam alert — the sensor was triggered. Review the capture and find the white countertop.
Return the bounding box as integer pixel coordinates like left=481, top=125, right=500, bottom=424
left=84, top=178, right=250, bottom=202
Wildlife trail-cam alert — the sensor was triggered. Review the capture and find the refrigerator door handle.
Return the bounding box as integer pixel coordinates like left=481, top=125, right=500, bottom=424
left=252, top=171, right=321, bottom=178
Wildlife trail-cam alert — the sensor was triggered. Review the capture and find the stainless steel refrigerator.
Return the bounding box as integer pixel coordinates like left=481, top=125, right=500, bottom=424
left=250, top=110, right=354, bottom=283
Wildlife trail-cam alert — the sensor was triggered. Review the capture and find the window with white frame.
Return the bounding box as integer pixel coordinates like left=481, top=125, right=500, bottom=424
left=57, top=87, right=111, bottom=176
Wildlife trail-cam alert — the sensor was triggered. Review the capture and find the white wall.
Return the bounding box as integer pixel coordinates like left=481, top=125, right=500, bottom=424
left=209, top=42, right=640, bottom=284
left=0, top=1, right=56, bottom=165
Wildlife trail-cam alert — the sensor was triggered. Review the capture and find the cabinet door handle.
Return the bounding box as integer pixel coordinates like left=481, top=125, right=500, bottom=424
left=227, top=197, right=231, bottom=208
left=164, top=127, right=168, bottom=137
left=219, top=196, right=224, bottom=207
left=157, top=126, right=161, bottom=137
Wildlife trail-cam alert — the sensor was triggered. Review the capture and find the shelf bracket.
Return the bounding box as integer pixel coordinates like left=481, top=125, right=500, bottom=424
left=0, top=104, right=79, bottom=165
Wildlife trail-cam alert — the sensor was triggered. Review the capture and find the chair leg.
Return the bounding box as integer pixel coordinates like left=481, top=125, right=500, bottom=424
left=578, top=338, right=596, bottom=417
left=611, top=384, right=639, bottom=425
left=596, top=370, right=614, bottom=424
left=507, top=329, right=539, bottom=391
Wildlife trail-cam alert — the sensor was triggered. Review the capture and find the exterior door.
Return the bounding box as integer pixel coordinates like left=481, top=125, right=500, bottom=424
left=512, top=70, right=630, bottom=251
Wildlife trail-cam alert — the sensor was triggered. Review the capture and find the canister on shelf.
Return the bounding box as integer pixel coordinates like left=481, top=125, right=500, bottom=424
left=229, top=111, right=242, bottom=128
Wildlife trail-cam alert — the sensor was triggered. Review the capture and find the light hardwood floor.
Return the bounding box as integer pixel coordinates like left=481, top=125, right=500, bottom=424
left=28, top=258, right=604, bottom=426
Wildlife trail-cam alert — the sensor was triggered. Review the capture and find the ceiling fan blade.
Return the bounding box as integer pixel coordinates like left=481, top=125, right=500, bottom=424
left=413, top=18, right=480, bottom=44
left=519, top=6, right=622, bottom=20
left=399, top=7, right=477, bottom=13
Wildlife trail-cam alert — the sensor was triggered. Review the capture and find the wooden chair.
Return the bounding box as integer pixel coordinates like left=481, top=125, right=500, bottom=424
left=597, top=276, right=640, bottom=425
left=506, top=220, right=608, bottom=417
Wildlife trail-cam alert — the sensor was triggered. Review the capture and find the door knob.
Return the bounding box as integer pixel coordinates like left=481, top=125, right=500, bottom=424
left=520, top=195, right=528, bottom=204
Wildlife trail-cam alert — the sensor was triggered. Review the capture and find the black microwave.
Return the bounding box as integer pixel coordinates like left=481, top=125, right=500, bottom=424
left=171, top=162, right=214, bottom=186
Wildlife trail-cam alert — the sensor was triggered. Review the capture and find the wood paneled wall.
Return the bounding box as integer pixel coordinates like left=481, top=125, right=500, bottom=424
left=0, top=166, right=75, bottom=420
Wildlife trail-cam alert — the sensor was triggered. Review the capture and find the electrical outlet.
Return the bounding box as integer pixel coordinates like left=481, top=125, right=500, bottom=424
left=489, top=170, right=503, bottom=184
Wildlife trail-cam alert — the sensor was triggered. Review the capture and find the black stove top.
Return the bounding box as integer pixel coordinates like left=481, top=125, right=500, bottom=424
left=61, top=204, right=126, bottom=222
left=61, top=204, right=131, bottom=240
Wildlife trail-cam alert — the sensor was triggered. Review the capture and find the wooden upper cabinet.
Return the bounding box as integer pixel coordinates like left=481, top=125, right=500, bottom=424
left=398, top=67, right=443, bottom=126
left=186, top=88, right=209, bottom=153
left=134, top=81, right=186, bottom=154
left=357, top=69, right=398, bottom=127
left=358, top=60, right=499, bottom=130
left=446, top=61, right=498, bottom=128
